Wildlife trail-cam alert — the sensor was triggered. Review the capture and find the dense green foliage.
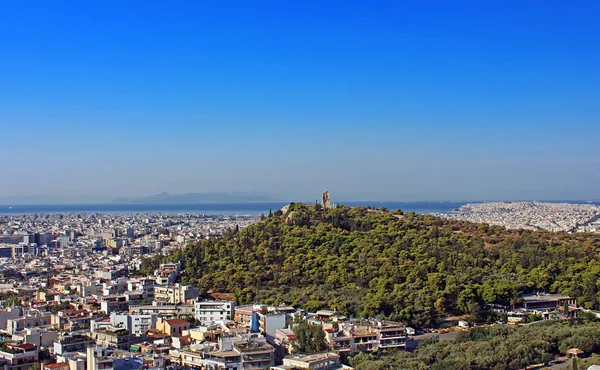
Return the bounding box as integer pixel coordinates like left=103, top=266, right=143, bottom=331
left=291, top=321, right=328, bottom=354
left=139, top=254, right=166, bottom=276
left=149, top=203, right=600, bottom=326
left=349, top=320, right=600, bottom=370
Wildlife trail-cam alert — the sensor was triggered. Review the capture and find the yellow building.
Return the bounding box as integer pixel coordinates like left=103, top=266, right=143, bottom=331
left=156, top=318, right=190, bottom=337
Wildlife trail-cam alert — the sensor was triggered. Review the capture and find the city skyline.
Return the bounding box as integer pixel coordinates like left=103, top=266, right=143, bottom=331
left=1, top=1, right=599, bottom=201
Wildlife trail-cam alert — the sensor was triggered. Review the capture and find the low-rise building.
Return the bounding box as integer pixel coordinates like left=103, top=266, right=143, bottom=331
left=156, top=318, right=191, bottom=338
left=154, top=263, right=180, bottom=285
left=53, top=334, right=93, bottom=355
left=0, top=307, right=23, bottom=331
left=11, top=327, right=58, bottom=348
left=273, top=352, right=353, bottom=370
left=520, top=293, right=576, bottom=311
left=195, top=299, right=234, bottom=324
left=0, top=343, right=39, bottom=370
left=185, top=325, right=224, bottom=342
left=52, top=310, right=94, bottom=331
left=154, top=284, right=199, bottom=305
left=90, top=327, right=136, bottom=351
left=100, top=295, right=129, bottom=314
left=111, top=313, right=157, bottom=336
left=181, top=333, right=275, bottom=369
left=6, top=311, right=51, bottom=335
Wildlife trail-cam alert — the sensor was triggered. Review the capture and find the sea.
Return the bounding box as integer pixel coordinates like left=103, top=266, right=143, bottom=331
left=0, top=201, right=596, bottom=216
left=0, top=201, right=467, bottom=216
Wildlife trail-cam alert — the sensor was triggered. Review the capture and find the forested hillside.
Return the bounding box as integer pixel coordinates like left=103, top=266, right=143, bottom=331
left=144, top=203, right=600, bottom=326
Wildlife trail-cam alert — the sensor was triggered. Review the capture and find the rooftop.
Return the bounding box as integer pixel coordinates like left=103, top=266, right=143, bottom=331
left=286, top=352, right=340, bottom=364
left=523, top=293, right=572, bottom=302
left=45, top=363, right=69, bottom=369
left=165, top=318, right=189, bottom=326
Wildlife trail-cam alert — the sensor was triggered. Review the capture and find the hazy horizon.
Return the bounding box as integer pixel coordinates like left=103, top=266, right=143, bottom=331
left=1, top=2, right=599, bottom=201
left=0, top=192, right=598, bottom=205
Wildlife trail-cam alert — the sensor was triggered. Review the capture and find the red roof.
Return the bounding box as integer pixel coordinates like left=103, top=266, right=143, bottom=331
left=16, top=343, right=36, bottom=350
left=45, top=363, right=69, bottom=369
left=165, top=319, right=189, bottom=326
left=178, top=336, right=191, bottom=345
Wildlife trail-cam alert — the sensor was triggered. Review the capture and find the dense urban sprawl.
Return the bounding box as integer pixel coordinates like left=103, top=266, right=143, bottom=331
left=440, top=201, right=600, bottom=232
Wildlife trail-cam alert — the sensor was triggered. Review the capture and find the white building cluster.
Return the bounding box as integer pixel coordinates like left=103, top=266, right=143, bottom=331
left=441, top=201, right=600, bottom=232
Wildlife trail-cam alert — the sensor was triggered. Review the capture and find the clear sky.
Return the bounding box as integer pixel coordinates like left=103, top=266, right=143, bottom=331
left=1, top=1, right=599, bottom=202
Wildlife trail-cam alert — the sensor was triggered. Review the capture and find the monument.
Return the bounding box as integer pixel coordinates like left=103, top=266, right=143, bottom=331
left=322, top=191, right=332, bottom=208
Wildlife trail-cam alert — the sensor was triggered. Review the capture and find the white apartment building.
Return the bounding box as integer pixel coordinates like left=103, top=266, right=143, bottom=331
left=195, top=300, right=234, bottom=324
left=154, top=284, right=199, bottom=305
left=111, top=313, right=157, bottom=336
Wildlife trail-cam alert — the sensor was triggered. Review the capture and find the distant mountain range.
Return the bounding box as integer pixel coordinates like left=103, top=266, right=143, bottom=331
left=111, top=192, right=280, bottom=204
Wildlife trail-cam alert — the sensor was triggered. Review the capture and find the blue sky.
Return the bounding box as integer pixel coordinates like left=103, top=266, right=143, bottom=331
left=1, top=1, right=599, bottom=201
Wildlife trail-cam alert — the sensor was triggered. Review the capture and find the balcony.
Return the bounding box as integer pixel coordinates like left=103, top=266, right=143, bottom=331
left=333, top=343, right=352, bottom=350
left=379, top=332, right=406, bottom=339
left=379, top=340, right=407, bottom=348
left=243, top=354, right=272, bottom=361
left=354, top=339, right=378, bottom=344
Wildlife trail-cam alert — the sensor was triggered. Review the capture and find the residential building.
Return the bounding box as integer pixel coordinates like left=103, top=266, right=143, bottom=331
left=53, top=334, right=93, bottom=355
left=0, top=343, right=39, bottom=370
left=274, top=329, right=296, bottom=360
left=185, top=325, right=224, bottom=342
left=6, top=311, right=51, bottom=335
left=90, top=327, right=138, bottom=351
left=42, top=362, right=69, bottom=370
left=85, top=347, right=144, bottom=370
left=156, top=318, right=190, bottom=338
left=372, top=322, right=407, bottom=350
left=100, top=295, right=129, bottom=314
left=234, top=305, right=254, bottom=327
left=154, top=284, right=199, bottom=305
left=94, top=267, right=127, bottom=280
left=111, top=313, right=157, bottom=336
left=195, top=299, right=234, bottom=324
left=272, top=352, right=353, bottom=370
left=11, top=327, right=58, bottom=348
left=233, top=335, right=275, bottom=369
left=154, top=263, right=180, bottom=285
left=257, top=312, right=288, bottom=344
left=181, top=333, right=275, bottom=370
left=0, top=307, right=23, bottom=331
left=51, top=310, right=94, bottom=331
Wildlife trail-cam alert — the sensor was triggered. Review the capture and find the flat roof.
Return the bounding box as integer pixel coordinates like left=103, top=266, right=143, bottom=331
left=523, top=293, right=571, bottom=302
left=208, top=350, right=240, bottom=358
left=285, top=352, right=340, bottom=364
left=316, top=310, right=337, bottom=316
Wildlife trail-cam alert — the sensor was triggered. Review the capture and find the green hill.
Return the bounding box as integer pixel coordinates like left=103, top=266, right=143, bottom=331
left=147, top=202, right=600, bottom=326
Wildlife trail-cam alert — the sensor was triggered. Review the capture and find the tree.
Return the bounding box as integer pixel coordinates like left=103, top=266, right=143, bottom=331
left=4, top=293, right=20, bottom=307
left=292, top=322, right=328, bottom=354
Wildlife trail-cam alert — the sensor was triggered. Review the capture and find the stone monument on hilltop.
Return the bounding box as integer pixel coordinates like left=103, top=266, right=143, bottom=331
left=322, top=191, right=332, bottom=208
